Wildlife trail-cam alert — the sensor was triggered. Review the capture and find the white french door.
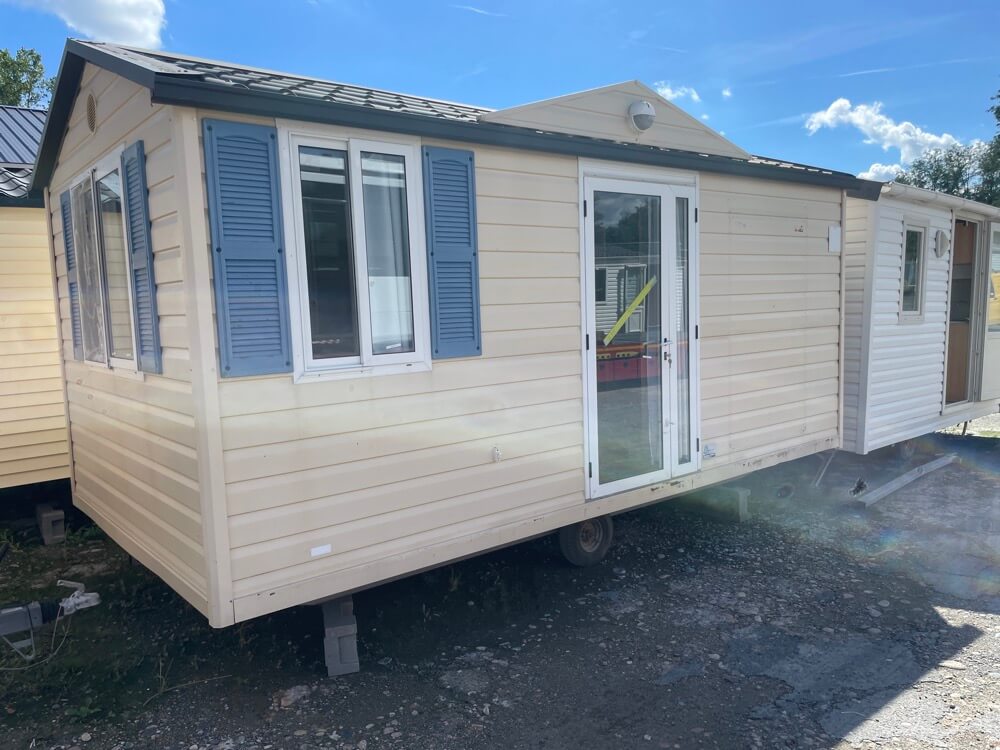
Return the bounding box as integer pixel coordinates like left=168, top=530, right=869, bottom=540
left=583, top=175, right=699, bottom=499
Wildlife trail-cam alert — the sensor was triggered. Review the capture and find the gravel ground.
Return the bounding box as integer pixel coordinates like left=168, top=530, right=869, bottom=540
left=2, top=430, right=999, bottom=750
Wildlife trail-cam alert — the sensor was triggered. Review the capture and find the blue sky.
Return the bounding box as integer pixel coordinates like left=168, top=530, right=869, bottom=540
left=2, top=0, right=999, bottom=179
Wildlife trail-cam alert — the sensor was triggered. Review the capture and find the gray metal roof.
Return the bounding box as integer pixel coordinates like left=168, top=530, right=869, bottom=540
left=87, top=42, right=492, bottom=123
left=0, top=167, right=31, bottom=198
left=0, top=106, right=46, bottom=167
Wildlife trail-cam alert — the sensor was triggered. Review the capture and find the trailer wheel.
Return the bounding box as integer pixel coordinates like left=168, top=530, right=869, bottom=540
left=558, top=516, right=613, bottom=567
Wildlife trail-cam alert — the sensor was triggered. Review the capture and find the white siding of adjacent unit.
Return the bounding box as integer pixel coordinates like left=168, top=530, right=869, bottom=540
left=0, top=206, right=69, bottom=487
left=841, top=198, right=872, bottom=453
left=858, top=198, right=952, bottom=452
left=48, top=65, right=207, bottom=615
left=697, top=174, right=842, bottom=468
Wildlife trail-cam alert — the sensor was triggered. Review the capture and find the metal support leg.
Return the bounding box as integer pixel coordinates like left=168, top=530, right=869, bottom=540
left=812, top=450, right=838, bottom=488
left=321, top=596, right=359, bottom=676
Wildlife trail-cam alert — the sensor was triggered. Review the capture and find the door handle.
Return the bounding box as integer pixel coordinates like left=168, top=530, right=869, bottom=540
left=663, top=340, right=672, bottom=366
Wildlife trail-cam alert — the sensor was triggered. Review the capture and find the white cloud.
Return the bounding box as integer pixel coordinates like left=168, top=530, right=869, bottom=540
left=721, top=87, right=732, bottom=98
left=700, top=114, right=710, bottom=120
left=14, top=0, right=165, bottom=48
left=858, top=162, right=903, bottom=181
left=654, top=82, right=701, bottom=103
left=805, top=97, right=959, bottom=164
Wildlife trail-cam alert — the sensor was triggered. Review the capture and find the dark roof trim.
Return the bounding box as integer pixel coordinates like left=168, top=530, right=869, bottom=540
left=0, top=192, right=44, bottom=209
left=33, top=41, right=882, bottom=201
left=32, top=45, right=86, bottom=194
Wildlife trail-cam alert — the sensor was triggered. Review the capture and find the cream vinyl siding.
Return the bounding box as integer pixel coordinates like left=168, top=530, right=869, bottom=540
left=0, top=206, right=69, bottom=487
left=214, top=138, right=585, bottom=615
left=698, top=174, right=842, bottom=466
left=48, top=65, right=207, bottom=615
left=482, top=81, right=749, bottom=160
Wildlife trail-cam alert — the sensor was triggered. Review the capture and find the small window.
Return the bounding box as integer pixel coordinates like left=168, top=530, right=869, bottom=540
left=594, top=267, right=607, bottom=303
left=68, top=151, right=138, bottom=370
left=288, top=133, right=427, bottom=376
left=901, top=227, right=925, bottom=316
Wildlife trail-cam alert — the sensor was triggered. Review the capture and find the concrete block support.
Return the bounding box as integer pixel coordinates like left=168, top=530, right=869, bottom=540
left=35, top=504, right=65, bottom=545
left=322, top=596, right=359, bottom=676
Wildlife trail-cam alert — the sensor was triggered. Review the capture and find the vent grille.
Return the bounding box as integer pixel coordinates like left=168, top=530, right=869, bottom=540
left=86, top=94, right=97, bottom=133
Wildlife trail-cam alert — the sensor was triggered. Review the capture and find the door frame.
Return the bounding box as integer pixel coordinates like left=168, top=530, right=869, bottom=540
left=578, top=162, right=700, bottom=500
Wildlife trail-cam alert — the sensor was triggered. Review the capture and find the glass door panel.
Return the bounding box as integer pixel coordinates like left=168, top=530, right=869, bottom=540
left=593, top=190, right=663, bottom=485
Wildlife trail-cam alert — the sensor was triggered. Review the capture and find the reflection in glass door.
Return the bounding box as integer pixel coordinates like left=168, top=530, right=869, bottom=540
left=593, top=190, right=663, bottom=485
left=585, top=177, right=698, bottom=497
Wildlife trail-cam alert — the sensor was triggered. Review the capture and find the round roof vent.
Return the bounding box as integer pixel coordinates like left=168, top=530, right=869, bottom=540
left=86, top=94, right=97, bottom=133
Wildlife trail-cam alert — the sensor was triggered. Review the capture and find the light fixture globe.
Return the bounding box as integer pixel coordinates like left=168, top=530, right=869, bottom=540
left=628, top=99, right=656, bottom=132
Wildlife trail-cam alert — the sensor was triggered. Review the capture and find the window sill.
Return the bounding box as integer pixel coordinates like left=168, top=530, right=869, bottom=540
left=293, top=359, right=431, bottom=385
left=898, top=313, right=925, bottom=325
left=78, top=359, right=146, bottom=382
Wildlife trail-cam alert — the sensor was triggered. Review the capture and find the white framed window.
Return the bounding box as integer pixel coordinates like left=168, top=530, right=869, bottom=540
left=279, top=125, right=430, bottom=380
left=900, top=224, right=926, bottom=319
left=68, top=148, right=139, bottom=372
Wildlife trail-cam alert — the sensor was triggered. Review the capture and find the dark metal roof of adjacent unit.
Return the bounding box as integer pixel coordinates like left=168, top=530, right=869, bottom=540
left=0, top=106, right=46, bottom=206
left=31, top=39, right=883, bottom=201
left=0, top=105, right=46, bottom=167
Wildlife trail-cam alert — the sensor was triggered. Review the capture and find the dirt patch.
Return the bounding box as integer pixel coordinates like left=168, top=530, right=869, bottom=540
left=1, top=434, right=999, bottom=749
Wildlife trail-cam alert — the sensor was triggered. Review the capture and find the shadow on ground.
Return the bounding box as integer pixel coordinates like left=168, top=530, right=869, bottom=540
left=1, top=434, right=998, bottom=749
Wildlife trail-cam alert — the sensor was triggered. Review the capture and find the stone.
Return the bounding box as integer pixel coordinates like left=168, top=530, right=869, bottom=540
left=939, top=660, right=967, bottom=671
left=279, top=685, right=311, bottom=708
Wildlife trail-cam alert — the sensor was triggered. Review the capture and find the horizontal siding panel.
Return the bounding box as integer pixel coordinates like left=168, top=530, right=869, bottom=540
left=479, top=251, right=578, bottom=279
left=229, top=446, right=582, bottom=548
left=228, top=422, right=583, bottom=515
left=230, top=470, right=582, bottom=582
left=219, top=351, right=582, bottom=417
left=224, top=399, right=582, bottom=482
left=221, top=375, right=581, bottom=450
left=702, top=378, right=839, bottom=421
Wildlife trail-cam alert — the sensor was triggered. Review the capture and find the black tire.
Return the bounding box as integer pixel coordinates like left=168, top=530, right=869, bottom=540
left=558, top=516, right=613, bottom=567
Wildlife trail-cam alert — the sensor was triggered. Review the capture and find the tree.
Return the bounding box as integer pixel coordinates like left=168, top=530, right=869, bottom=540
left=895, top=143, right=986, bottom=200
left=0, top=48, right=53, bottom=108
left=895, top=89, right=1000, bottom=207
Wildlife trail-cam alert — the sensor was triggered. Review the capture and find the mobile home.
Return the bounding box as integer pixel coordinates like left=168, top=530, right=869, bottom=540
left=33, top=40, right=878, bottom=654
left=0, top=106, right=69, bottom=490
left=844, top=183, right=1000, bottom=455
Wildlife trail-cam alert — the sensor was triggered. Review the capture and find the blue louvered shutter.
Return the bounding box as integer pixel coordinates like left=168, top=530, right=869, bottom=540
left=203, top=120, right=291, bottom=377
left=422, top=146, right=481, bottom=359
left=59, top=190, right=83, bottom=360
left=121, top=141, right=162, bottom=374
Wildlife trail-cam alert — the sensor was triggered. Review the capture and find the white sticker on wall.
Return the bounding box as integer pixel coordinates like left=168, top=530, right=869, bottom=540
left=828, top=225, right=842, bottom=253
left=310, top=544, right=332, bottom=557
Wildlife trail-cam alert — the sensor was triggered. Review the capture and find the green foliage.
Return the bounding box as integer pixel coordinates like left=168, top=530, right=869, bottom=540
left=0, top=48, right=53, bottom=108
left=895, top=88, right=1000, bottom=207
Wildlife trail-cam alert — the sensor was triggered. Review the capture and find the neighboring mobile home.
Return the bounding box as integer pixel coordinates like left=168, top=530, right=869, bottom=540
left=33, top=40, right=879, bottom=638
left=0, top=106, right=69, bottom=490
left=843, top=183, right=1000, bottom=455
